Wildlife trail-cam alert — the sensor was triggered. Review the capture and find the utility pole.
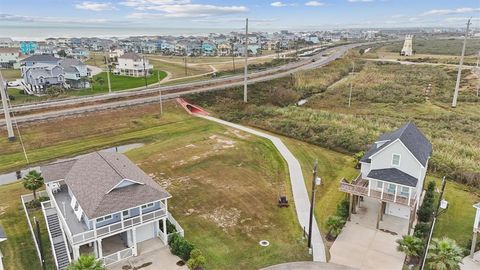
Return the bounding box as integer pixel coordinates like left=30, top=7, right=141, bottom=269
left=243, top=18, right=249, bottom=103
left=348, top=61, right=355, bottom=107
left=34, top=217, right=47, bottom=270
left=476, top=51, right=479, bottom=97
left=420, top=177, right=448, bottom=270
left=0, top=71, right=15, bottom=141
left=307, top=160, right=320, bottom=252
left=452, top=18, right=471, bottom=108
left=184, top=56, right=188, bottom=76
left=231, top=42, right=236, bottom=73
left=105, top=52, right=112, bottom=94
left=158, top=71, right=163, bottom=116
left=142, top=52, right=148, bottom=89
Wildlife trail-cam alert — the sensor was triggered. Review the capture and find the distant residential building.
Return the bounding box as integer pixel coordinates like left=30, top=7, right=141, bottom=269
left=59, top=59, right=91, bottom=88
left=116, top=52, right=153, bottom=77
left=201, top=42, right=216, bottom=56
left=20, top=41, right=38, bottom=55
left=217, top=43, right=231, bottom=56
left=0, top=48, right=20, bottom=69
left=305, top=35, right=320, bottom=44
left=0, top=38, right=13, bottom=48
left=401, top=35, right=413, bottom=56
left=69, top=48, right=90, bottom=59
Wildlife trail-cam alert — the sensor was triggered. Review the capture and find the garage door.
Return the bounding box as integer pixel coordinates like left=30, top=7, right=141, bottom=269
left=386, top=203, right=410, bottom=219
left=136, top=223, right=155, bottom=243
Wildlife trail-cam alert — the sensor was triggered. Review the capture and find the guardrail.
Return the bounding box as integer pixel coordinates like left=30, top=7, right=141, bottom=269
left=101, top=247, right=133, bottom=266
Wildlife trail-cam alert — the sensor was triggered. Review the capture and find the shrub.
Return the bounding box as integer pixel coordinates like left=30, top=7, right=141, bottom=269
left=417, top=181, right=436, bottom=222
left=414, top=222, right=431, bottom=239
left=325, top=215, right=346, bottom=239
left=160, top=219, right=177, bottom=234
left=169, top=234, right=194, bottom=261
left=186, top=249, right=206, bottom=270
left=336, top=198, right=350, bottom=220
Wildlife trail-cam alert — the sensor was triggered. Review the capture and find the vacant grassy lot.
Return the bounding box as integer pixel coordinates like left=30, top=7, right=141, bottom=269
left=85, top=70, right=167, bottom=94
left=150, top=59, right=212, bottom=78
left=0, top=102, right=315, bottom=269
left=1, top=69, right=21, bottom=81
left=381, top=38, right=480, bottom=56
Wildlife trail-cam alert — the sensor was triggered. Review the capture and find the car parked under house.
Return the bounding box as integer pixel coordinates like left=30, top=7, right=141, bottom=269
left=340, top=122, right=432, bottom=234
left=39, top=151, right=183, bottom=269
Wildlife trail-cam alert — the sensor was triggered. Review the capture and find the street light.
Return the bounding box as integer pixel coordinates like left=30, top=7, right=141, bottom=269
left=307, top=160, right=321, bottom=254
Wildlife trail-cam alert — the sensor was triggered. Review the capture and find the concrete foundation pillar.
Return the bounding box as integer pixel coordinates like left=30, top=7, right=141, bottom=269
left=132, top=228, right=138, bottom=256
left=97, top=239, right=103, bottom=259
left=162, top=218, right=168, bottom=245
left=348, top=194, right=353, bottom=221
left=376, top=201, right=382, bottom=230
left=72, top=245, right=80, bottom=260
left=471, top=232, right=478, bottom=258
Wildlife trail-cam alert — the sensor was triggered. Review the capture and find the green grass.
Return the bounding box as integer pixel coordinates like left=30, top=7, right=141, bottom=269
left=81, top=70, right=167, bottom=94
left=1, top=69, right=21, bottom=80
left=0, top=183, right=54, bottom=270
left=380, top=38, right=480, bottom=56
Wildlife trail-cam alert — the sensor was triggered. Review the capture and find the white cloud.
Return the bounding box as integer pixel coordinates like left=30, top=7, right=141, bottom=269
left=305, top=1, right=324, bottom=6
left=0, top=13, right=111, bottom=24
left=75, top=1, right=115, bottom=11
left=119, top=0, right=191, bottom=8
left=271, top=1, right=288, bottom=7
left=348, top=0, right=373, bottom=2
left=422, top=7, right=480, bottom=16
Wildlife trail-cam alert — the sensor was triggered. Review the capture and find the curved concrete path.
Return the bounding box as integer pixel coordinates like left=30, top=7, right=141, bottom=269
left=197, top=115, right=326, bottom=262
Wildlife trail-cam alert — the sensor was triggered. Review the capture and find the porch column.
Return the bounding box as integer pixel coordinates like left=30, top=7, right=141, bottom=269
left=348, top=194, right=353, bottom=221
left=162, top=218, right=168, bottom=244
left=352, top=195, right=357, bottom=214
left=367, top=180, right=371, bottom=196
left=380, top=181, right=384, bottom=199
left=471, top=232, right=478, bottom=258
left=132, top=228, right=138, bottom=256
left=376, top=201, right=382, bottom=229
left=73, top=245, right=80, bottom=260
left=407, top=207, right=415, bottom=235
left=408, top=187, right=412, bottom=206
left=93, top=241, right=98, bottom=258
left=97, top=239, right=103, bottom=259
left=394, top=185, right=398, bottom=203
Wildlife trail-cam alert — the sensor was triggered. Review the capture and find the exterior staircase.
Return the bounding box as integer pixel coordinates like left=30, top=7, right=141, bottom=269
left=42, top=202, right=71, bottom=270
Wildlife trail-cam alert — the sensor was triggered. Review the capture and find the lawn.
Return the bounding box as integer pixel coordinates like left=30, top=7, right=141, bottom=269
left=0, top=183, right=54, bottom=270
left=149, top=59, right=211, bottom=78
left=82, top=70, right=167, bottom=94
left=1, top=69, right=21, bottom=81
left=380, top=38, right=480, bottom=56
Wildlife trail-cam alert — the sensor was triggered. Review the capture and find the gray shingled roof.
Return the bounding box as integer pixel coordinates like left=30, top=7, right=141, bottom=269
left=59, top=59, right=84, bottom=73
left=119, top=52, right=142, bottom=61
left=41, top=152, right=171, bottom=219
left=367, top=168, right=418, bottom=187
left=361, top=122, right=432, bottom=166
left=22, top=54, right=60, bottom=63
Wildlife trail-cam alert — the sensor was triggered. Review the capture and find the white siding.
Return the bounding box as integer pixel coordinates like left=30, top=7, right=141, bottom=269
left=360, top=162, right=371, bottom=178
left=370, top=140, right=422, bottom=180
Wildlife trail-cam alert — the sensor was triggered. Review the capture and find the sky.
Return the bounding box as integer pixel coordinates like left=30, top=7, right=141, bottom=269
left=0, top=0, right=479, bottom=36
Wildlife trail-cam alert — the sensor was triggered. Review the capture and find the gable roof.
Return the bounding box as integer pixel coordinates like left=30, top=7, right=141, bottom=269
left=361, top=122, right=432, bottom=166
left=22, top=54, right=60, bottom=63
left=367, top=168, right=418, bottom=187
left=119, top=52, right=142, bottom=61
left=41, top=151, right=171, bottom=219
left=59, top=59, right=85, bottom=73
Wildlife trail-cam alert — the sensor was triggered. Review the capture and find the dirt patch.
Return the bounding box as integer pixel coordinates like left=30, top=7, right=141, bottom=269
left=201, top=206, right=241, bottom=232
left=209, top=135, right=236, bottom=149
left=226, top=129, right=251, bottom=140
left=0, top=205, right=6, bottom=216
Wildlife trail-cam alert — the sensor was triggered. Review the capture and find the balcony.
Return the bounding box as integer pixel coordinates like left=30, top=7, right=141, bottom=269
left=46, top=182, right=167, bottom=246
left=339, top=174, right=416, bottom=207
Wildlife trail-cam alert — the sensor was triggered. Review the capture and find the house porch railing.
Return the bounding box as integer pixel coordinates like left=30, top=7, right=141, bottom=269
left=339, top=179, right=416, bottom=207
left=101, top=247, right=134, bottom=266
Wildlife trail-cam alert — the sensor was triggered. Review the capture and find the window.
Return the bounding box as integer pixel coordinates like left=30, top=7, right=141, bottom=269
left=141, top=202, right=155, bottom=209
left=400, top=186, right=410, bottom=197
left=74, top=201, right=79, bottom=211
left=96, top=215, right=113, bottom=223
left=387, top=184, right=396, bottom=194
left=376, top=181, right=383, bottom=189
left=122, top=210, right=130, bottom=218
left=392, top=154, right=401, bottom=166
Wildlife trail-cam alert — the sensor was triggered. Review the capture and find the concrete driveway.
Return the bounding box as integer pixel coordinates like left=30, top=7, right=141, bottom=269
left=329, top=223, right=405, bottom=270
left=108, top=238, right=186, bottom=270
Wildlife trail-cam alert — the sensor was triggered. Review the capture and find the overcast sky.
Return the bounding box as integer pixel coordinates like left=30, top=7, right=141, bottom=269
left=0, top=0, right=479, bottom=31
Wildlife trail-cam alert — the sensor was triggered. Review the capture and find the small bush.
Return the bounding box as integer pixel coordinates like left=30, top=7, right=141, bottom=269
left=336, top=198, right=349, bottom=220
left=186, top=249, right=206, bottom=270
left=169, top=234, right=194, bottom=261
left=413, top=222, right=431, bottom=239
left=160, top=219, right=177, bottom=234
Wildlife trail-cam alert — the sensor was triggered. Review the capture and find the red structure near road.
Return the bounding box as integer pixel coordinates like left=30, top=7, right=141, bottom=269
left=176, top=98, right=209, bottom=116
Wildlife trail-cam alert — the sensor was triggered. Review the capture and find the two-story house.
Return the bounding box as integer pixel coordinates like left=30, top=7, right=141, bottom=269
left=0, top=48, right=21, bottom=69
left=340, top=122, right=432, bottom=234
left=59, top=59, right=91, bottom=89
left=115, top=52, right=152, bottom=77
left=40, top=152, right=183, bottom=269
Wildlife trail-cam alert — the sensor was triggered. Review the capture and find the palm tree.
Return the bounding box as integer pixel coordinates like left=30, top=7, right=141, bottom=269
left=396, top=235, right=424, bottom=264
left=325, top=215, right=345, bottom=239
left=427, top=237, right=464, bottom=270
left=22, top=170, right=44, bottom=200
left=67, top=254, right=105, bottom=270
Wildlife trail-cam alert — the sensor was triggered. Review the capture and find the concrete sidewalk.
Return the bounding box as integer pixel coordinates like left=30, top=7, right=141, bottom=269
left=198, top=115, right=326, bottom=262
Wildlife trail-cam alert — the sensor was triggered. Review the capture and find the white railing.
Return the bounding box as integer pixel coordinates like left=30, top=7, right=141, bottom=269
left=166, top=212, right=185, bottom=242
left=20, top=192, right=47, bottom=265
left=72, top=208, right=167, bottom=245
left=101, top=247, right=134, bottom=266
left=45, top=186, right=75, bottom=246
